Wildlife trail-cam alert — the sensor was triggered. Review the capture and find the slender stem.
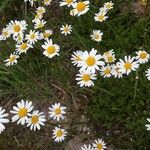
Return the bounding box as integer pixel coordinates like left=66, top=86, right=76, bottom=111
left=24, top=1, right=27, bottom=20
left=133, top=71, right=138, bottom=101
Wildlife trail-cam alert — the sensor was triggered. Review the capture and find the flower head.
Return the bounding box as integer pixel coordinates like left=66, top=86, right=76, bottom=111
left=76, top=70, right=97, bottom=87
left=72, top=1, right=89, bottom=16
left=60, top=24, right=72, bottom=36
left=10, top=100, right=33, bottom=125
left=26, top=30, right=41, bottom=44
left=42, top=39, right=60, bottom=58
left=118, top=56, right=139, bottom=75
left=92, top=138, right=107, bottom=150
left=27, top=110, right=46, bottom=131
left=79, top=48, right=105, bottom=74
left=91, top=30, right=103, bottom=42
left=104, top=1, right=114, bottom=10
left=53, top=127, right=67, bottom=142
left=7, top=20, right=27, bottom=36
left=5, top=54, right=19, bottom=66
left=94, top=8, right=108, bottom=22
left=100, top=64, right=112, bottom=78
left=135, top=50, right=149, bottom=64
left=49, top=103, right=66, bottom=121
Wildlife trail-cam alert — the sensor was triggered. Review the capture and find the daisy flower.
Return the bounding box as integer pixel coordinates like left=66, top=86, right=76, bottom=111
left=10, top=100, right=33, bottom=125
left=40, top=30, right=53, bottom=40
left=43, top=0, right=52, bottom=6
left=16, top=42, right=32, bottom=54
left=76, top=70, right=97, bottom=87
left=7, top=20, right=27, bottom=36
left=5, top=53, right=19, bottom=66
left=49, top=103, right=66, bottom=121
left=72, top=1, right=89, bottom=16
left=94, top=8, right=108, bottom=22
left=24, top=0, right=37, bottom=6
left=53, top=127, right=67, bottom=142
left=79, top=48, right=105, bottom=74
left=59, top=0, right=76, bottom=7
left=26, top=30, right=40, bottom=44
left=34, top=19, right=46, bottom=29
left=80, top=144, right=94, bottom=150
left=42, top=39, right=60, bottom=58
left=100, top=64, right=112, bottom=78
left=145, top=68, right=150, bottom=80
left=135, top=50, right=149, bottom=64
left=91, top=30, right=103, bottom=42
left=27, top=110, right=46, bottom=131
left=71, top=50, right=83, bottom=66
left=60, top=24, right=72, bottom=36
left=0, top=107, right=9, bottom=134
left=145, top=118, right=150, bottom=130
left=118, top=56, right=139, bottom=75
left=0, top=28, right=11, bottom=40
left=104, top=1, right=114, bottom=10
left=103, top=49, right=116, bottom=63
left=92, top=139, right=107, bottom=150
left=36, top=6, right=46, bottom=15
left=13, top=33, right=24, bottom=44
left=111, top=63, right=123, bottom=78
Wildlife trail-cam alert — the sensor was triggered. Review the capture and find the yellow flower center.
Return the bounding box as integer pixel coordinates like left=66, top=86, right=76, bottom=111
left=3, top=31, right=8, bottom=36
left=44, top=33, right=50, bottom=38
left=18, top=108, right=27, bottom=118
left=21, top=43, right=28, bottom=50
left=83, top=74, right=90, bottom=82
left=76, top=2, right=86, bottom=12
left=124, top=62, right=132, bottom=70
left=66, top=0, right=73, bottom=4
left=98, top=15, right=104, bottom=21
left=13, top=25, right=21, bottom=32
left=140, top=52, right=147, bottom=59
left=44, top=0, right=49, bottom=2
left=30, top=33, right=35, bottom=39
left=64, top=27, right=69, bottom=32
left=47, top=46, right=56, bottom=54
left=107, top=56, right=113, bottom=63
left=106, top=4, right=112, bottom=9
left=104, top=68, right=111, bottom=75
left=97, top=143, right=103, bottom=150
left=86, top=56, right=96, bottom=66
left=38, top=9, right=44, bottom=14
left=54, top=108, right=61, bottom=115
left=94, top=34, right=100, bottom=39
left=37, top=23, right=44, bottom=28
left=9, top=56, right=16, bottom=62
left=31, top=115, right=39, bottom=124
left=56, top=130, right=63, bottom=137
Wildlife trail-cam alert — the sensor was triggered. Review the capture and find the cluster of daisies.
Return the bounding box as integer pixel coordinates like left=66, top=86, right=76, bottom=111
left=71, top=48, right=150, bottom=87
left=0, top=0, right=73, bottom=66
left=0, top=100, right=67, bottom=143
left=80, top=139, right=106, bottom=150
left=59, top=1, right=114, bottom=42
